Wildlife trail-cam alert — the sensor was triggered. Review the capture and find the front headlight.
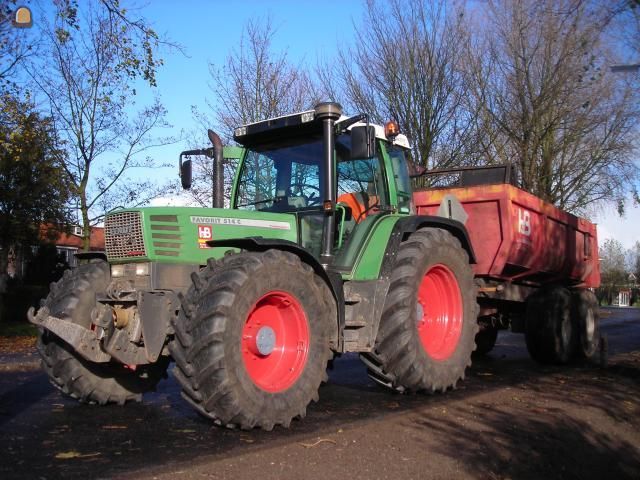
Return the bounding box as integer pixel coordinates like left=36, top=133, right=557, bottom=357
left=111, top=265, right=125, bottom=277
left=135, top=263, right=150, bottom=276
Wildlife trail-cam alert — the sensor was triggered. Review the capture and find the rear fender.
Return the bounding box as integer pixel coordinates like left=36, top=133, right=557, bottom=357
left=379, top=216, right=476, bottom=279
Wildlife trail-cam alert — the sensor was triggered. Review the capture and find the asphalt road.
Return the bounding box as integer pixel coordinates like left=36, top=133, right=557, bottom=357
left=1, top=307, right=639, bottom=480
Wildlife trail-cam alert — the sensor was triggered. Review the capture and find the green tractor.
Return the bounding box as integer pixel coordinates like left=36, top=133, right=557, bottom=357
left=29, top=102, right=478, bottom=430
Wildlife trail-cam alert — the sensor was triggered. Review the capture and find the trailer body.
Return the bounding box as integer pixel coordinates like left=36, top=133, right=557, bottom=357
left=413, top=183, right=600, bottom=288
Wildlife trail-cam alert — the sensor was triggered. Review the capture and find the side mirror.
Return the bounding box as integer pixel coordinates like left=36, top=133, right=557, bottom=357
left=350, top=125, right=377, bottom=159
left=180, top=158, right=192, bottom=189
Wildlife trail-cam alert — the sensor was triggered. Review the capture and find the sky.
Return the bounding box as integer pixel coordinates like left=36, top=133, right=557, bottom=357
left=592, top=202, right=640, bottom=250
left=19, top=0, right=640, bottom=250
left=135, top=0, right=362, bottom=139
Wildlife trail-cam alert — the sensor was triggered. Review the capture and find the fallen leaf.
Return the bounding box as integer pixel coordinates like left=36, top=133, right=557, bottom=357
left=386, top=402, right=400, bottom=409
left=300, top=439, right=336, bottom=448
left=530, top=408, right=547, bottom=414
left=55, top=451, right=101, bottom=459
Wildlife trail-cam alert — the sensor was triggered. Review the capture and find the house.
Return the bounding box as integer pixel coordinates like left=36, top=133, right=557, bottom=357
left=5, top=225, right=105, bottom=279
left=50, top=226, right=105, bottom=268
left=618, top=289, right=631, bottom=307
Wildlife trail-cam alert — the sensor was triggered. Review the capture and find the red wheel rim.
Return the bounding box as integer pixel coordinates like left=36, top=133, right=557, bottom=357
left=241, top=291, right=309, bottom=392
left=416, top=264, right=463, bottom=360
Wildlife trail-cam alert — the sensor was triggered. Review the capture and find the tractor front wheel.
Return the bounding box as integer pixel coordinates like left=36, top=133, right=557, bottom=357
left=35, top=261, right=169, bottom=404
left=170, top=250, right=334, bottom=430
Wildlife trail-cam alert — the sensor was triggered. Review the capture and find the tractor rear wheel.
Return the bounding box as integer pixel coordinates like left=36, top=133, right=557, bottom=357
left=571, top=289, right=600, bottom=359
left=525, top=287, right=574, bottom=364
left=170, top=250, right=334, bottom=430
left=361, top=228, right=478, bottom=393
left=36, top=261, right=169, bottom=404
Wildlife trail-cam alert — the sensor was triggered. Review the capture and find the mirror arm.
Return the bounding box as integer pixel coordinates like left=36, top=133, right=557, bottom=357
left=335, top=113, right=367, bottom=133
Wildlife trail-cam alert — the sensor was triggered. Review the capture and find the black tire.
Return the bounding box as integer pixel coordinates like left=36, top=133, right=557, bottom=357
left=170, top=250, right=334, bottom=430
left=361, top=228, right=478, bottom=393
left=474, top=325, right=499, bottom=356
left=571, top=289, right=600, bottom=359
left=35, top=261, right=169, bottom=404
left=525, top=287, right=574, bottom=364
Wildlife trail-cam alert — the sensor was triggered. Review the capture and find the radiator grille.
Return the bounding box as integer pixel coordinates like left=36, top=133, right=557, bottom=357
left=105, top=211, right=146, bottom=258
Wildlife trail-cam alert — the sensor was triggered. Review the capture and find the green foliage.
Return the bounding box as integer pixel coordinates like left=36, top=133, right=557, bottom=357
left=599, top=238, right=627, bottom=286
left=54, top=0, right=163, bottom=87
left=0, top=92, right=72, bottom=254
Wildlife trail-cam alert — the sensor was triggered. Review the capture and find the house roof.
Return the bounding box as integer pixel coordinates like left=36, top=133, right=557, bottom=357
left=40, top=225, right=105, bottom=251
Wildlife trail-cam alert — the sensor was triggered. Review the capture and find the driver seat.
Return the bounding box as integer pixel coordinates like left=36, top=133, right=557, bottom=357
left=337, top=192, right=370, bottom=223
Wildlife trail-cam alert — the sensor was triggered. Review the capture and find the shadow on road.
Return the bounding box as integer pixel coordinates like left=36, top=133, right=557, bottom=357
left=0, top=320, right=639, bottom=479
left=407, top=403, right=640, bottom=479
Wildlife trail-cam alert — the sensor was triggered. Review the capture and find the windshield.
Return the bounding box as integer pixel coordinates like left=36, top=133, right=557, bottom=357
left=235, top=136, right=324, bottom=212
left=234, top=133, right=388, bottom=213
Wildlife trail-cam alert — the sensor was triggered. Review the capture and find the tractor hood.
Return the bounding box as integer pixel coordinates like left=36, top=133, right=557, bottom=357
left=104, top=206, right=297, bottom=264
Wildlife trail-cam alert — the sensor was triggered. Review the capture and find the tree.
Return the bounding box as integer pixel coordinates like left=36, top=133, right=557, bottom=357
left=465, top=0, right=640, bottom=214
left=188, top=16, right=316, bottom=207
left=24, top=1, right=173, bottom=250
left=598, top=238, right=627, bottom=305
left=53, top=0, right=167, bottom=87
left=602, top=0, right=640, bottom=63
left=0, top=1, right=37, bottom=87
left=0, top=92, right=72, bottom=281
left=321, top=0, right=475, bottom=170
left=626, top=240, right=640, bottom=280
left=207, top=16, right=316, bottom=135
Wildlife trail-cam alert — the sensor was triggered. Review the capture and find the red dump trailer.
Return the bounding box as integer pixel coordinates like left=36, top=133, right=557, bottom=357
left=411, top=165, right=601, bottom=364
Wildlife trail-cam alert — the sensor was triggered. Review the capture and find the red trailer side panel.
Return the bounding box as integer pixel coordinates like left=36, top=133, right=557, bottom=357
left=413, top=184, right=600, bottom=288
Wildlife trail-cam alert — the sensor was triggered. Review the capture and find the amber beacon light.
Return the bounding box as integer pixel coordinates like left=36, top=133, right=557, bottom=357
left=13, top=6, right=33, bottom=28
left=385, top=120, right=400, bottom=138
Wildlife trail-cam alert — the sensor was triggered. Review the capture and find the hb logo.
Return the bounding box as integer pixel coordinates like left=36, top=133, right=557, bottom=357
left=198, top=225, right=213, bottom=240
left=518, top=208, right=531, bottom=236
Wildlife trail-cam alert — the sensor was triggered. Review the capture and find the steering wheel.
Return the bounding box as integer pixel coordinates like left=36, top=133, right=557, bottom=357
left=304, top=192, right=321, bottom=206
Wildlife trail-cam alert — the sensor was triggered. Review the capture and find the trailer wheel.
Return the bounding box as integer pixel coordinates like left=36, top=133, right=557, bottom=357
left=35, top=261, right=169, bottom=405
left=571, top=290, right=600, bottom=359
left=170, top=250, right=334, bottom=430
left=474, top=325, right=499, bottom=356
left=525, top=287, right=574, bottom=364
left=362, top=228, right=478, bottom=393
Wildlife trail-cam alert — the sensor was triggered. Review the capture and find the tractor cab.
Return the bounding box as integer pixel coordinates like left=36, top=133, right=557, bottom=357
left=189, top=102, right=414, bottom=268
